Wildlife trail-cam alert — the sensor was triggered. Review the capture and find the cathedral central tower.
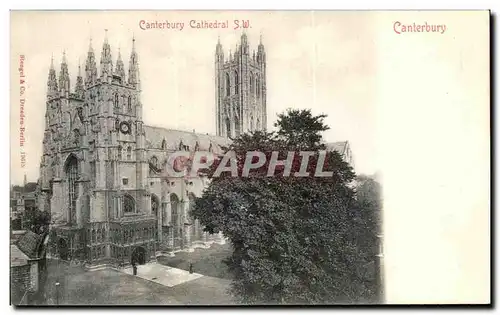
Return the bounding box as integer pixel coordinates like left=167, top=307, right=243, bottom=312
left=215, top=33, right=267, bottom=138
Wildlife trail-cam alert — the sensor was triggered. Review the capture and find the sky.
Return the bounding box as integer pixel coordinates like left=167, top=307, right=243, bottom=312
left=10, top=11, right=378, bottom=185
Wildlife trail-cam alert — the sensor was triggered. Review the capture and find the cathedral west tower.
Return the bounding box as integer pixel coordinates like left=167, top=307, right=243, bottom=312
left=39, top=32, right=156, bottom=265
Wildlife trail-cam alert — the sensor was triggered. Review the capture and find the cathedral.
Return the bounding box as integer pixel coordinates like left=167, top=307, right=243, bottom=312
left=38, top=32, right=267, bottom=266
left=38, top=32, right=351, bottom=267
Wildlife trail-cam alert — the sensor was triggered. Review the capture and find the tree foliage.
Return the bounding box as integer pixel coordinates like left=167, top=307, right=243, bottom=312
left=23, top=209, right=51, bottom=234
left=192, top=109, right=380, bottom=304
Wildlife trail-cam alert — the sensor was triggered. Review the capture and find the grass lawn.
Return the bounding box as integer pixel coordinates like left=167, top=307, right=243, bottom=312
left=157, top=243, right=234, bottom=280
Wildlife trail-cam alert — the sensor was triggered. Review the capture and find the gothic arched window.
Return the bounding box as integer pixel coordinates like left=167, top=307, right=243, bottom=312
left=150, top=156, right=158, bottom=169
left=117, top=145, right=122, bottom=160
left=123, top=194, right=135, bottom=213
left=225, top=73, right=230, bottom=96
left=170, top=194, right=179, bottom=227
left=250, top=73, right=254, bottom=95
left=151, top=194, right=159, bottom=217
left=225, top=117, right=231, bottom=138
left=127, top=96, right=132, bottom=111
left=234, top=116, right=241, bottom=137
left=188, top=193, right=196, bottom=224
left=97, top=228, right=102, bottom=243
left=73, top=129, right=81, bottom=146
left=234, top=71, right=239, bottom=95
left=65, top=155, right=79, bottom=224
left=114, top=93, right=119, bottom=108
left=256, top=76, right=261, bottom=99
left=127, top=146, right=132, bottom=160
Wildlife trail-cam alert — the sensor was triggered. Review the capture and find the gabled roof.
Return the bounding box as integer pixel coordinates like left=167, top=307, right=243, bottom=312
left=144, top=125, right=231, bottom=154
left=16, top=231, right=44, bottom=259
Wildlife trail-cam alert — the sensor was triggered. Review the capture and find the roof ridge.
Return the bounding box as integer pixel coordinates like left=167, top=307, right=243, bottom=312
left=143, top=124, right=224, bottom=138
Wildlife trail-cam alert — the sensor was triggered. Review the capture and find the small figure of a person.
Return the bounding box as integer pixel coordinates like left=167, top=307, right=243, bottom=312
left=189, top=262, right=194, bottom=274
left=132, top=261, right=137, bottom=276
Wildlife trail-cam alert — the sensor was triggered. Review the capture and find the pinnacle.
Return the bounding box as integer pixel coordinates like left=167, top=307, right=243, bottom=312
left=88, top=36, right=94, bottom=52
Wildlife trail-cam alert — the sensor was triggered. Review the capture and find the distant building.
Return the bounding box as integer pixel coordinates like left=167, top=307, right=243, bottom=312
left=10, top=182, right=38, bottom=230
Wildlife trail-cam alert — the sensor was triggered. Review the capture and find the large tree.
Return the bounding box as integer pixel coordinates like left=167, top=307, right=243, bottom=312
left=192, top=109, right=379, bottom=304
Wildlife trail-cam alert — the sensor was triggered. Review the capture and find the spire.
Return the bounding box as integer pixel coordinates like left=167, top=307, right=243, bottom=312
left=100, top=29, right=113, bottom=80
left=240, top=32, right=249, bottom=55
left=75, top=60, right=84, bottom=99
left=216, top=36, right=223, bottom=53
left=215, top=36, right=224, bottom=63
left=58, top=50, right=70, bottom=95
left=128, top=36, right=140, bottom=89
left=85, top=37, right=98, bottom=87
left=46, top=55, right=58, bottom=100
left=257, top=32, right=266, bottom=63
left=115, top=47, right=126, bottom=81
left=258, top=33, right=265, bottom=50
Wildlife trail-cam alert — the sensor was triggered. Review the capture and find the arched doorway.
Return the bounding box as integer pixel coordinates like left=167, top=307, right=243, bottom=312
left=131, top=246, right=147, bottom=265
left=151, top=194, right=159, bottom=218
left=170, top=194, right=181, bottom=248
left=188, top=193, right=200, bottom=242
left=225, top=118, right=231, bottom=138
left=58, top=238, right=69, bottom=261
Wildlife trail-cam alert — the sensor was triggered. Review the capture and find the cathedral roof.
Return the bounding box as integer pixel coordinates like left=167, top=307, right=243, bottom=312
left=144, top=125, right=231, bottom=153
left=325, top=141, right=349, bottom=155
